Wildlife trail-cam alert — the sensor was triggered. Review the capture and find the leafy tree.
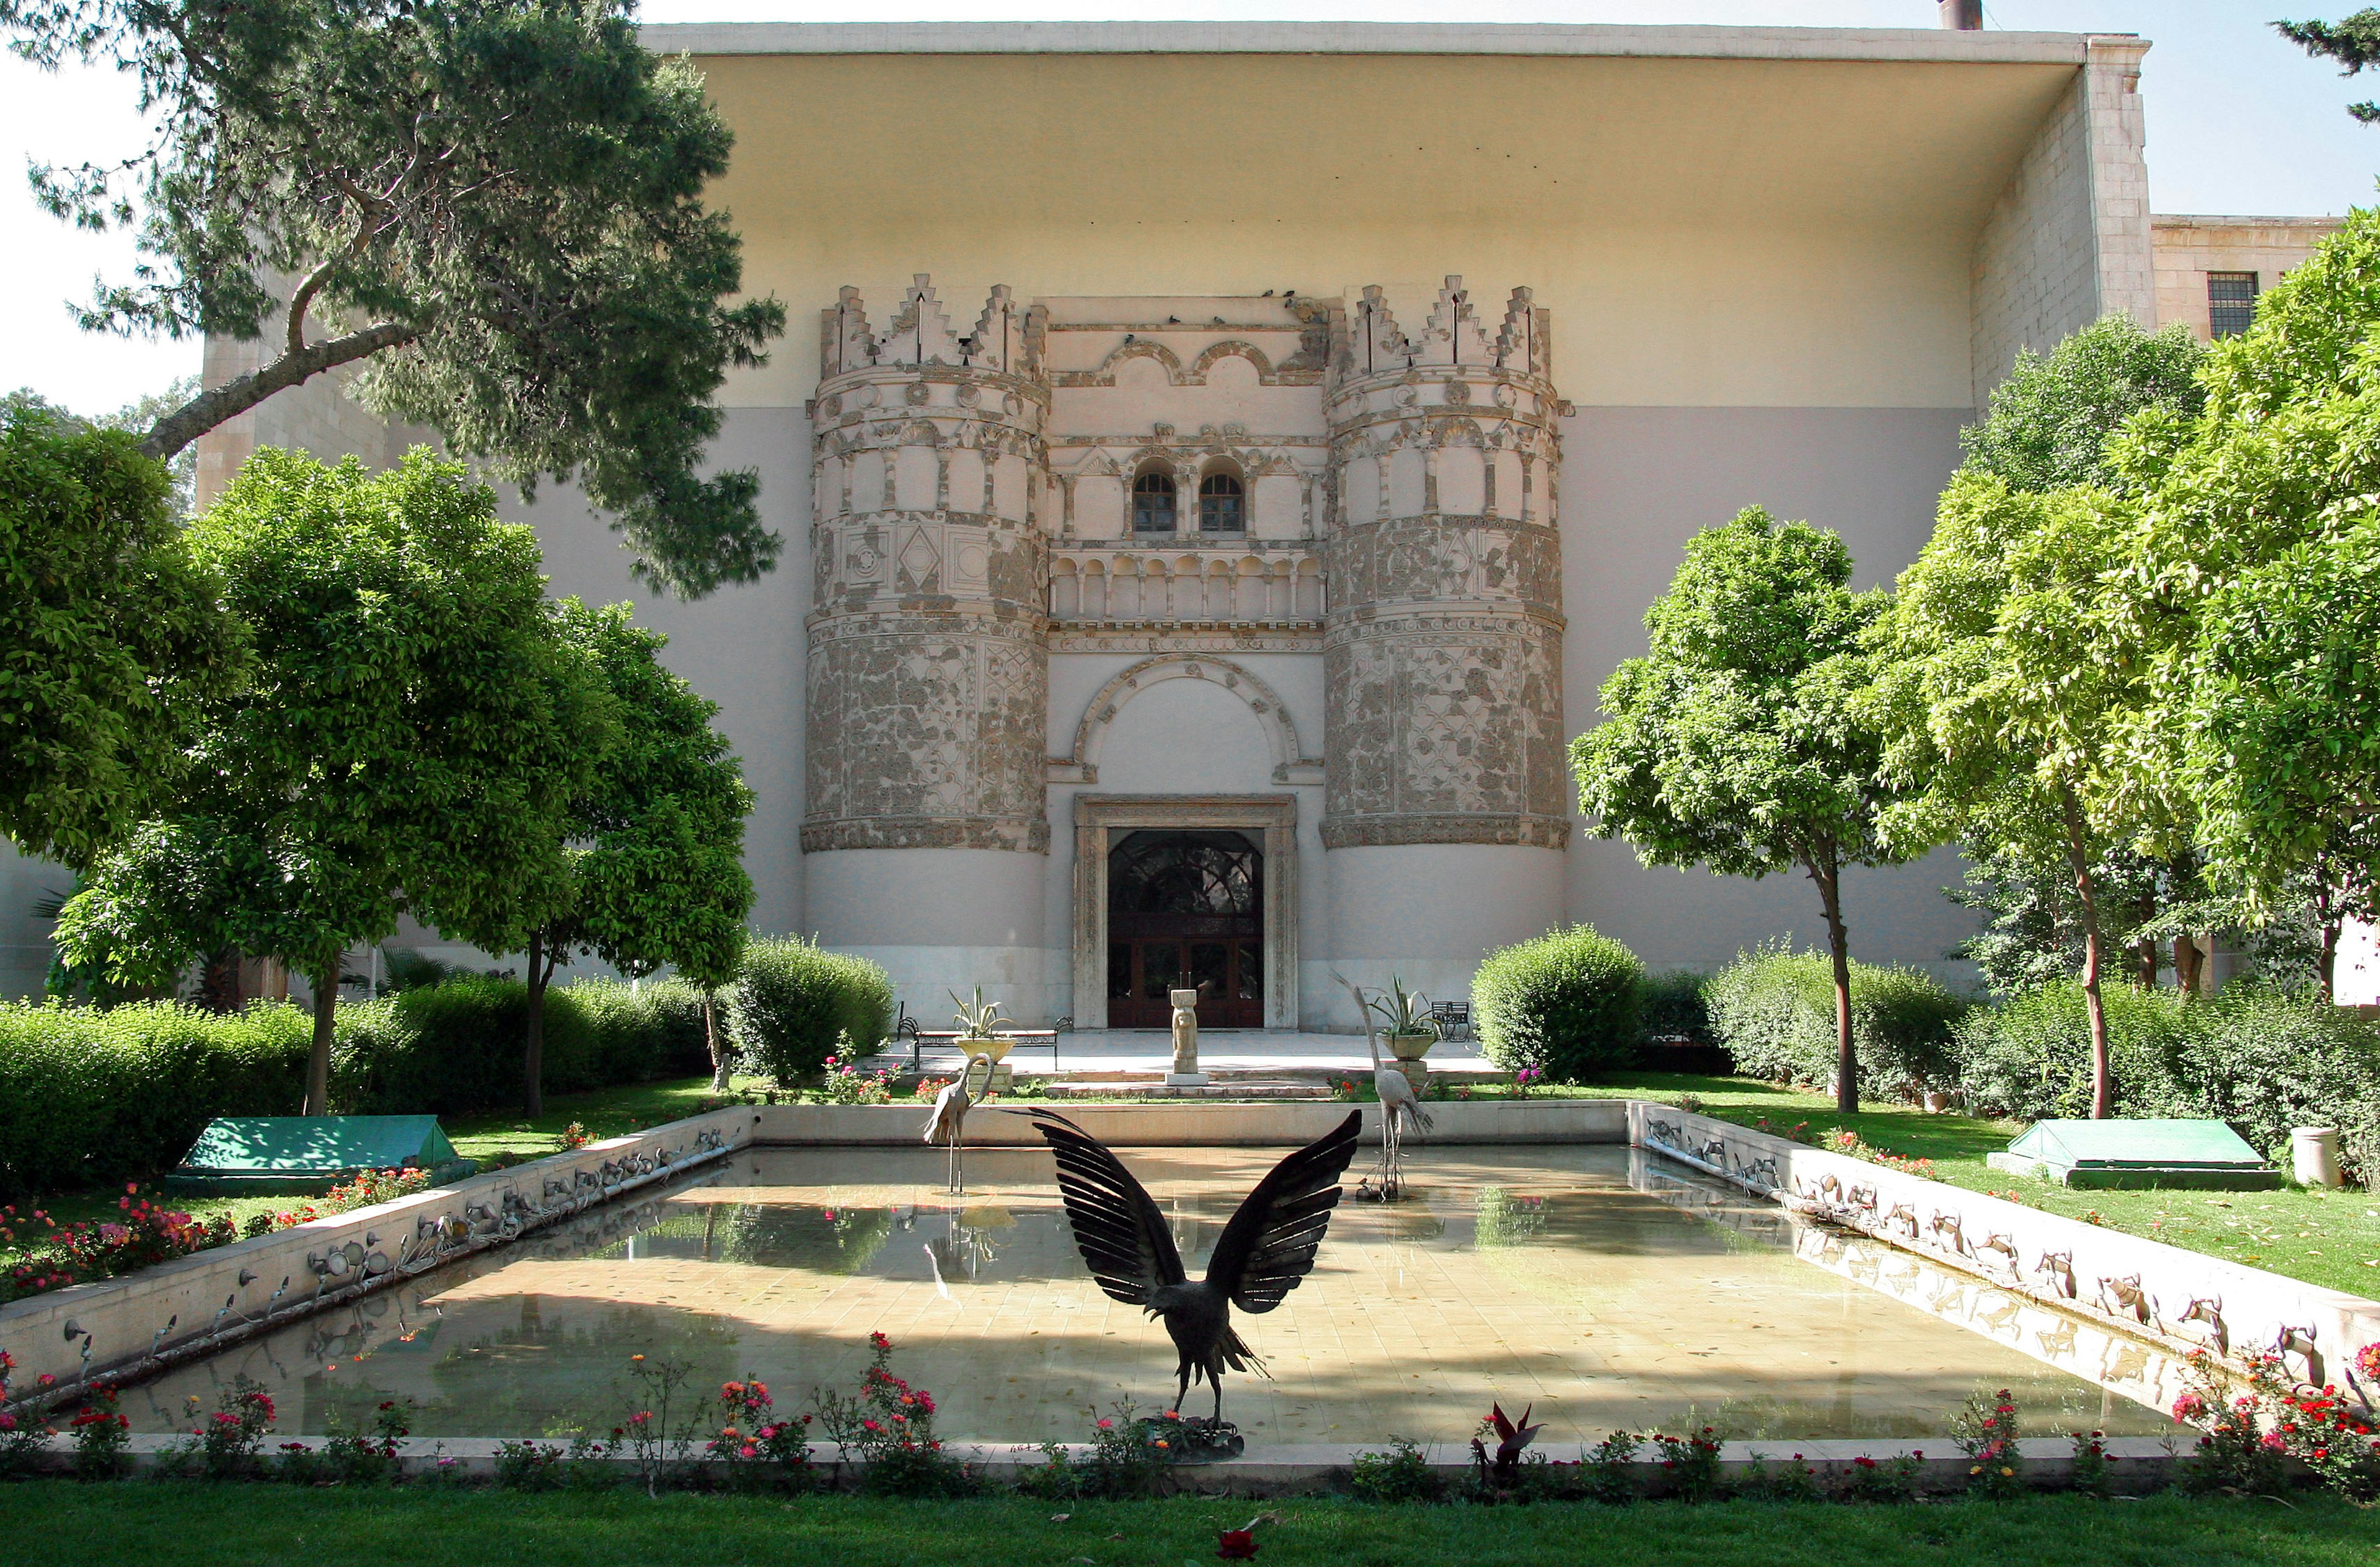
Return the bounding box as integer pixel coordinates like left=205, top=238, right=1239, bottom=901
left=2277, top=12, right=2380, bottom=123
left=1960, top=316, right=2205, bottom=494
left=55, top=447, right=604, bottom=1112
left=4, top=377, right=200, bottom=512
left=1868, top=477, right=2138, bottom=1118
left=512, top=599, right=754, bottom=1113
left=0, top=407, right=245, bottom=868
left=2, top=0, right=786, bottom=595
left=1573, top=506, right=1910, bottom=1113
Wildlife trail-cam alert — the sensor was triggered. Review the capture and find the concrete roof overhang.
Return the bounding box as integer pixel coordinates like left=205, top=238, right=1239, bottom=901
left=648, top=22, right=2117, bottom=245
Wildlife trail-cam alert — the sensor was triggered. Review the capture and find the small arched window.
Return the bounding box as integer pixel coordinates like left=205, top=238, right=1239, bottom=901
left=1199, top=471, right=1245, bottom=533
left=1132, top=470, right=1177, bottom=533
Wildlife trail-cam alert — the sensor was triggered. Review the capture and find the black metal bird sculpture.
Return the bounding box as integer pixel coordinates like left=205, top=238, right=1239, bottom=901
left=1020, top=1107, right=1362, bottom=1423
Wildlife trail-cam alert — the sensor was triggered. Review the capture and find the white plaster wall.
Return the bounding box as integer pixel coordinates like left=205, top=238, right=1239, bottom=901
left=805, top=846, right=1046, bottom=1030
left=1323, top=843, right=1566, bottom=1029
left=0, top=843, right=64, bottom=999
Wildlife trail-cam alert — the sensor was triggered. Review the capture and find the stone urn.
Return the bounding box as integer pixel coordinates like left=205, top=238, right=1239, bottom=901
left=1388, top=1030, right=1434, bottom=1095
left=960, top=1034, right=1013, bottom=1064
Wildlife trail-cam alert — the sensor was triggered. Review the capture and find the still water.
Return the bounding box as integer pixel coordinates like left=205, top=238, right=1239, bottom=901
left=124, top=1144, right=2182, bottom=1444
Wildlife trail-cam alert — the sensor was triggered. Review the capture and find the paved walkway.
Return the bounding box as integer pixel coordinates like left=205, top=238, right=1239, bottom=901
left=866, top=1027, right=1491, bottom=1079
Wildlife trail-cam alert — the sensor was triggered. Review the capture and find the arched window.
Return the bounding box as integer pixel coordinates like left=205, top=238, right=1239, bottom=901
left=1199, top=470, right=1245, bottom=533
left=1132, top=470, right=1177, bottom=533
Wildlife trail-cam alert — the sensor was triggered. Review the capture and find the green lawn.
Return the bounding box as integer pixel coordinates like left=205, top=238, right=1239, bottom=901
left=5, top=1484, right=2374, bottom=1567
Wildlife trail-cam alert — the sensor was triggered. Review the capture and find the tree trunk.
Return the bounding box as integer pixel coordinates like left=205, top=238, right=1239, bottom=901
left=2174, top=933, right=2205, bottom=998
left=2313, top=868, right=2341, bottom=1003
left=2132, top=936, right=2159, bottom=991
left=524, top=928, right=548, bottom=1120
left=1805, top=847, right=1857, bottom=1115
left=304, top=960, right=338, bottom=1115
left=2056, top=788, right=2115, bottom=1119
left=705, top=991, right=731, bottom=1092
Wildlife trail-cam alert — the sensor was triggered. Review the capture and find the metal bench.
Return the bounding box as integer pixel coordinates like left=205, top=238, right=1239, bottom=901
left=1428, top=1000, right=1473, bottom=1041
left=894, top=1005, right=1073, bottom=1073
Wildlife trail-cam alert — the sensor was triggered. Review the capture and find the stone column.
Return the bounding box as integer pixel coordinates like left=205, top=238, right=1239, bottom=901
left=804, top=277, right=1055, bottom=1019
left=1318, top=279, right=1569, bottom=1017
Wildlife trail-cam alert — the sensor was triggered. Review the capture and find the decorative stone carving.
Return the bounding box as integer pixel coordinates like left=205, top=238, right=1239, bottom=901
left=1320, top=278, right=1570, bottom=850
left=1168, top=989, right=1209, bottom=1085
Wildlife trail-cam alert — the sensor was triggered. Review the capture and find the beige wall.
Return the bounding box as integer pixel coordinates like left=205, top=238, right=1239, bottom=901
left=2152, top=216, right=2345, bottom=341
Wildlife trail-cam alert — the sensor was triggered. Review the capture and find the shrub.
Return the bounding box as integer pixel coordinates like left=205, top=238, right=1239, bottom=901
left=0, top=999, right=309, bottom=1198
left=1473, top=924, right=1646, bottom=1082
left=1958, top=981, right=2380, bottom=1182
left=570, top=977, right=716, bottom=1083
left=726, top=937, right=894, bottom=1084
left=1349, top=1436, right=1443, bottom=1503
left=1704, top=942, right=1970, bottom=1100
left=332, top=977, right=595, bottom=1117
left=1638, top=969, right=1713, bottom=1047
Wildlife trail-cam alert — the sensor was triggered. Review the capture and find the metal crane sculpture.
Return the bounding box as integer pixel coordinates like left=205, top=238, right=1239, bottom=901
left=1333, top=972, right=1433, bottom=1198
left=922, top=1063, right=984, bottom=1195
left=1019, top=1106, right=1361, bottom=1425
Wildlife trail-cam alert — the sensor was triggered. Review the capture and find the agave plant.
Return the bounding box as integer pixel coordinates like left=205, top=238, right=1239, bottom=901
left=950, top=986, right=1012, bottom=1040
left=1364, top=975, right=1439, bottom=1038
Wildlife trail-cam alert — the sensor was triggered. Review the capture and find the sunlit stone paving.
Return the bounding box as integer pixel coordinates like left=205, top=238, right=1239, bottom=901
left=121, top=1146, right=2181, bottom=1444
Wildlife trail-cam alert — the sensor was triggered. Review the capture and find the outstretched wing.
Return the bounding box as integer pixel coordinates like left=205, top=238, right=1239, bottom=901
left=1203, top=1110, right=1361, bottom=1314
left=1018, top=1108, right=1185, bottom=1304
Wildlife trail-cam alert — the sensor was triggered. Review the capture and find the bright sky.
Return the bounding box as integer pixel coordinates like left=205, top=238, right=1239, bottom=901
left=3, top=0, right=2374, bottom=415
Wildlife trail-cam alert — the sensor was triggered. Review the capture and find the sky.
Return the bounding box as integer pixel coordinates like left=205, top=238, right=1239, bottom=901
left=2, top=0, right=2375, bottom=415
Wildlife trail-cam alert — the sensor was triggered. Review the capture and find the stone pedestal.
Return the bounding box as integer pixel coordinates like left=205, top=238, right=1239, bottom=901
left=1166, top=988, right=1209, bottom=1086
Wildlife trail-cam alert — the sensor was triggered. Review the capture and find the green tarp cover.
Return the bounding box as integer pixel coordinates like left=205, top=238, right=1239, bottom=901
left=177, top=1115, right=458, bottom=1175
left=2005, top=1118, right=2266, bottom=1170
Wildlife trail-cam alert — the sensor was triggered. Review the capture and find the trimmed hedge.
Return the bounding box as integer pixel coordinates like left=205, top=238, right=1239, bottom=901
left=0, top=999, right=310, bottom=1198
left=1957, top=982, right=2380, bottom=1183
left=1706, top=943, right=1971, bottom=1100
left=1474, top=924, right=1646, bottom=1082
left=335, top=975, right=712, bottom=1118
left=725, top=936, right=895, bottom=1084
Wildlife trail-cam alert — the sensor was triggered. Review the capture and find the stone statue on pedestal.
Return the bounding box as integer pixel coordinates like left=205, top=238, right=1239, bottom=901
left=1167, top=988, right=1209, bottom=1086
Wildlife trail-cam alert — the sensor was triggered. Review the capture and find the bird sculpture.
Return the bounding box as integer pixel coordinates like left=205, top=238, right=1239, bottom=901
left=1019, top=1107, right=1360, bottom=1424
left=1333, top=972, right=1434, bottom=1198
left=921, top=1064, right=984, bottom=1196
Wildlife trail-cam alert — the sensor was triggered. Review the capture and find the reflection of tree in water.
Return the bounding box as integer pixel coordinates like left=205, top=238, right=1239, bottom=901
left=415, top=1304, right=744, bottom=1437
left=714, top=1203, right=896, bottom=1275
left=1472, top=1186, right=1551, bottom=1250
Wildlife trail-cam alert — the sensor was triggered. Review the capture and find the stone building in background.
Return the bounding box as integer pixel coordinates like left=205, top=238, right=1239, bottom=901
left=0, top=19, right=2351, bottom=1023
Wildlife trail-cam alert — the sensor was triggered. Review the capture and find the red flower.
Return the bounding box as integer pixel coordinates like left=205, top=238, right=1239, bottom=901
left=1217, top=1530, right=1258, bottom=1560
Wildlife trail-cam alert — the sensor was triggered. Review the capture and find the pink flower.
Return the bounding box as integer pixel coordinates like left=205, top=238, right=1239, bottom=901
left=739, top=1444, right=758, bottom=1459
left=1096, top=1418, right=1114, bottom=1430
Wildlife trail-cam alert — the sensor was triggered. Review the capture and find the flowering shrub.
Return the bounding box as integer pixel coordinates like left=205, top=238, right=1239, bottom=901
left=1750, top=1117, right=1815, bottom=1146
left=1649, top=1426, right=1722, bottom=1501
left=1952, top=1388, right=2024, bottom=1498
left=560, top=1121, right=591, bottom=1151
left=2174, top=1350, right=2380, bottom=1499
left=68, top=1386, right=132, bottom=1481
left=708, top=1376, right=814, bottom=1493
left=1735, top=1452, right=1820, bottom=1501
left=1838, top=1451, right=1923, bottom=1503
left=811, top=1331, right=968, bottom=1495
left=1511, top=1066, right=1544, bottom=1099
left=2355, top=1341, right=2380, bottom=1387
left=910, top=1078, right=951, bottom=1104
left=1021, top=1402, right=1177, bottom=1500
left=816, top=1055, right=895, bottom=1106
left=1349, top=1436, right=1442, bottom=1503
left=185, top=1379, right=276, bottom=1478
left=1823, top=1129, right=1936, bottom=1180
left=1334, top=1079, right=1360, bottom=1102
left=1, top=1186, right=238, bottom=1304
left=2069, top=1429, right=2115, bottom=1498
left=0, top=1362, right=55, bottom=1476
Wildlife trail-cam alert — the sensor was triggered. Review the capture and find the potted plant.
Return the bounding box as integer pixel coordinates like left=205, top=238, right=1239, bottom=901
left=1365, top=976, right=1440, bottom=1064
left=950, top=987, right=1015, bottom=1063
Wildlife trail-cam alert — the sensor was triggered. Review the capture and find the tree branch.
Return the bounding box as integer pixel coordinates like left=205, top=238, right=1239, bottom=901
left=139, top=319, right=423, bottom=462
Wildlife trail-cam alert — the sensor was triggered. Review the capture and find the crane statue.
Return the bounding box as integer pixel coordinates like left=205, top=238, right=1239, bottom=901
left=1333, top=972, right=1434, bottom=1199
left=1018, top=1106, right=1360, bottom=1428
left=921, top=1061, right=985, bottom=1196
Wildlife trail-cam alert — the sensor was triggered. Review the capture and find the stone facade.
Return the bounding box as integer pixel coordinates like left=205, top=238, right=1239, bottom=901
left=2152, top=216, right=2345, bottom=341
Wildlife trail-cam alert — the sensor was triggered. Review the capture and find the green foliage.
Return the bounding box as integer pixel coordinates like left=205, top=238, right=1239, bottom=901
left=2276, top=13, right=2380, bottom=123
left=1704, top=943, right=1970, bottom=1099
left=1960, top=316, right=2206, bottom=493
left=725, top=938, right=896, bottom=1084
left=1350, top=1437, right=1444, bottom=1504
left=1638, top=970, right=1714, bottom=1047
left=1959, top=983, right=2380, bottom=1182
left=0, top=999, right=309, bottom=1198
left=0, top=408, right=245, bottom=867
left=4, top=0, right=787, bottom=595
left=1473, top=924, right=1646, bottom=1082
left=332, top=975, right=706, bottom=1118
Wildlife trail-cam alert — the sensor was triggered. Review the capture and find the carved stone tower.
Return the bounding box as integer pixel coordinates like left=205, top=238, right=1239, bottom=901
left=804, top=276, right=1052, bottom=1003
left=1320, top=278, right=1569, bottom=991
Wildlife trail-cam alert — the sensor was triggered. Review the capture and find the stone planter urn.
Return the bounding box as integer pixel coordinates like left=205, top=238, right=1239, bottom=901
left=1388, top=1030, right=1434, bottom=1095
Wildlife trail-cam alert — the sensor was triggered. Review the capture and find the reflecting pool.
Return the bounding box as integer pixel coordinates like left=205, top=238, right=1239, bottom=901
left=123, top=1145, right=2183, bottom=1444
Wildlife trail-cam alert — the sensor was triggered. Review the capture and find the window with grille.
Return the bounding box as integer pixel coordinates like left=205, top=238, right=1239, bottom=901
left=2208, top=272, right=2258, bottom=338
left=1199, top=471, right=1245, bottom=533
left=1132, top=470, right=1177, bottom=533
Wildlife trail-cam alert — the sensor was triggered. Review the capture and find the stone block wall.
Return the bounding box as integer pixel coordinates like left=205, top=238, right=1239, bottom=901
left=2153, top=215, right=2346, bottom=340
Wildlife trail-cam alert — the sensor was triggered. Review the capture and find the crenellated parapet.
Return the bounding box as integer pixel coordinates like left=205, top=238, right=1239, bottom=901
left=1320, top=277, right=1571, bottom=850
left=804, top=274, right=1054, bottom=855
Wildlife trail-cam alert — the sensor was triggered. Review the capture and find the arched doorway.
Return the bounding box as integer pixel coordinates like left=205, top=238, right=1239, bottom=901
left=1106, top=829, right=1263, bottom=1028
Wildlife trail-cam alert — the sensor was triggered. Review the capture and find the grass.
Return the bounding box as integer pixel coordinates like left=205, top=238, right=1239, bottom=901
left=3, top=1484, right=2374, bottom=1567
